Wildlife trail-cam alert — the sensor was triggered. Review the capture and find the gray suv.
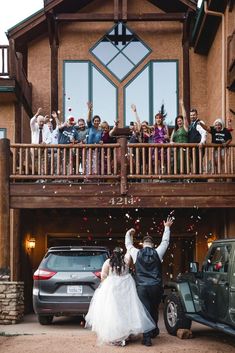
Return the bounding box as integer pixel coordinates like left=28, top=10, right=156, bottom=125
left=33, top=246, right=109, bottom=325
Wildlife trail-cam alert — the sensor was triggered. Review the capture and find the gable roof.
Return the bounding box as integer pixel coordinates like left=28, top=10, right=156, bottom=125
left=7, top=0, right=197, bottom=49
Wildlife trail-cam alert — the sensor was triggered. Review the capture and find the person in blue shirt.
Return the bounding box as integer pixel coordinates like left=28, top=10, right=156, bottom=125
left=86, top=102, right=102, bottom=177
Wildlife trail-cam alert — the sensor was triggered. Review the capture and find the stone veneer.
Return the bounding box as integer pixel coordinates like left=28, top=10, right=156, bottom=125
left=0, top=281, right=24, bottom=324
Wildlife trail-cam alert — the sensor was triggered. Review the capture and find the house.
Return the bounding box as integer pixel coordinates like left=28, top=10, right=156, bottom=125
left=0, top=0, right=234, bottom=317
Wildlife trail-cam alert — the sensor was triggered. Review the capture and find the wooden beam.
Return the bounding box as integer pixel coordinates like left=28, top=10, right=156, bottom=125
left=178, top=0, right=197, bottom=11
left=122, top=0, right=127, bottom=22
left=182, top=13, right=191, bottom=118
left=51, top=42, right=58, bottom=112
left=114, top=0, right=119, bottom=22
left=0, top=139, right=10, bottom=273
left=10, top=182, right=235, bottom=209
left=55, top=12, right=186, bottom=22
left=46, top=12, right=59, bottom=113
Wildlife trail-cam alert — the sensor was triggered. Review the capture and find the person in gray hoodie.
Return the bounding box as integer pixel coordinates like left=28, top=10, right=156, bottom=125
left=125, top=216, right=174, bottom=347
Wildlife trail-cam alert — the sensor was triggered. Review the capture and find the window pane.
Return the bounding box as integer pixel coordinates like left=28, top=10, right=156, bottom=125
left=153, top=62, right=177, bottom=126
left=64, top=62, right=89, bottom=120
left=92, top=41, right=119, bottom=65
left=0, top=129, right=6, bottom=139
left=108, top=54, right=134, bottom=81
left=92, top=66, right=117, bottom=125
left=122, top=41, right=150, bottom=65
left=124, top=66, right=149, bottom=126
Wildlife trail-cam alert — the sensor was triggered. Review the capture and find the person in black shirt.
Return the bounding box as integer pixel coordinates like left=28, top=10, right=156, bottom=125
left=199, top=118, right=232, bottom=174
left=199, top=118, right=232, bottom=146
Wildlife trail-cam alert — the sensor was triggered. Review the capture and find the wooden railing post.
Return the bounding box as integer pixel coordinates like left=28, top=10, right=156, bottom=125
left=117, top=136, right=128, bottom=195
left=0, top=139, right=10, bottom=275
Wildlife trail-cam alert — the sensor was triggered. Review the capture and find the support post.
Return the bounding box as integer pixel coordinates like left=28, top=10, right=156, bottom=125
left=182, top=13, right=191, bottom=117
left=0, top=139, right=10, bottom=275
left=117, top=136, right=128, bottom=195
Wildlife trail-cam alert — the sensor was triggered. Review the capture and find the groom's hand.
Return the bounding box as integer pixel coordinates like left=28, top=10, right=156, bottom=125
left=128, top=228, right=136, bottom=236
left=163, top=216, right=174, bottom=228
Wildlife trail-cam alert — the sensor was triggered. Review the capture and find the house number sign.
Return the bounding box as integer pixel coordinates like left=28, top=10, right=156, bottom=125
left=109, top=196, right=139, bottom=205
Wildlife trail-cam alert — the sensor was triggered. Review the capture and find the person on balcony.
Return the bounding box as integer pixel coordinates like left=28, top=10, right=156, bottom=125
left=170, top=100, right=189, bottom=174
left=188, top=108, right=207, bottom=177
left=45, top=111, right=60, bottom=145
left=30, top=107, right=50, bottom=179
left=125, top=216, right=174, bottom=346
left=30, top=107, right=50, bottom=145
left=152, top=113, right=169, bottom=176
left=58, top=116, right=79, bottom=176
left=199, top=118, right=232, bottom=174
left=86, top=102, right=102, bottom=177
left=75, top=118, right=89, bottom=144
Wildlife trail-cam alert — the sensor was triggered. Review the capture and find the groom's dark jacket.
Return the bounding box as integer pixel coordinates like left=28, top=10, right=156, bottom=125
left=135, top=247, right=162, bottom=287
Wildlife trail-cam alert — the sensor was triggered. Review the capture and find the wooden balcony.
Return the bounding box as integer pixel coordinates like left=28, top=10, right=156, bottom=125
left=0, top=42, right=32, bottom=116
left=5, top=141, right=235, bottom=209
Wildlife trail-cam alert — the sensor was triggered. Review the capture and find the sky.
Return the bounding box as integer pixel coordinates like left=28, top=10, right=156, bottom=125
left=0, top=0, right=203, bottom=44
left=0, top=0, right=44, bottom=44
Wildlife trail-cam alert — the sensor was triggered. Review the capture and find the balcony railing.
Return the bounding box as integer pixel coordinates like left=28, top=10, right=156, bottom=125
left=10, top=143, right=235, bottom=190
left=0, top=41, right=32, bottom=112
left=0, top=45, right=9, bottom=76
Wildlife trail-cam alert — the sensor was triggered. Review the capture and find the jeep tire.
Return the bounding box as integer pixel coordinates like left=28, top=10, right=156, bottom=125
left=164, top=292, right=192, bottom=335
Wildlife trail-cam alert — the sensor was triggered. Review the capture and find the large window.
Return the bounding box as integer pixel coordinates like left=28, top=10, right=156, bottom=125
left=124, top=61, right=178, bottom=126
left=64, top=61, right=117, bottom=125
left=90, top=22, right=151, bottom=81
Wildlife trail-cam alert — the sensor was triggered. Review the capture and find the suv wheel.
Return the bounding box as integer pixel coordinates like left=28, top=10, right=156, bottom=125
left=164, top=293, right=191, bottom=335
left=38, top=315, right=53, bottom=325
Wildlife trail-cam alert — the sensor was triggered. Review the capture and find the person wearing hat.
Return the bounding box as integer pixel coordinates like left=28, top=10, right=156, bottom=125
left=199, top=118, right=232, bottom=146
left=58, top=116, right=79, bottom=144
left=199, top=118, right=232, bottom=175
left=125, top=216, right=174, bottom=347
left=85, top=247, right=155, bottom=346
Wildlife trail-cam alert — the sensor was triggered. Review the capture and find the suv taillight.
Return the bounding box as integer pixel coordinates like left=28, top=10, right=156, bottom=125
left=33, top=269, right=57, bottom=280
left=93, top=271, right=101, bottom=279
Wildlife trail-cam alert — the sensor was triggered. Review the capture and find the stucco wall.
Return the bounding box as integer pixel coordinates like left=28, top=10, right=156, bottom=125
left=27, top=36, right=51, bottom=117
left=207, top=21, right=223, bottom=124
left=0, top=103, right=15, bottom=142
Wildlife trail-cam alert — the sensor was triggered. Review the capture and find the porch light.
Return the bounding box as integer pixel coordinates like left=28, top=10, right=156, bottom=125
left=28, top=238, right=36, bottom=249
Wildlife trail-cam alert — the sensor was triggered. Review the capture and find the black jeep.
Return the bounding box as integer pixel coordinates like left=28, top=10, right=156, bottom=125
left=164, top=239, right=235, bottom=337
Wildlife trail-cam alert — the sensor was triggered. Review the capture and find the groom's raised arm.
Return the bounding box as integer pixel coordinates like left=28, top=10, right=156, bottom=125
left=125, top=228, right=138, bottom=263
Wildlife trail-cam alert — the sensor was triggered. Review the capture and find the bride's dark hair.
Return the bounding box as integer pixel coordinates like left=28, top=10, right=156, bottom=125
left=109, top=247, right=125, bottom=276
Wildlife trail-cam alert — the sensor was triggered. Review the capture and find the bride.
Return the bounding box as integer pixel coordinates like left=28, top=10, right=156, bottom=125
left=85, top=247, right=155, bottom=346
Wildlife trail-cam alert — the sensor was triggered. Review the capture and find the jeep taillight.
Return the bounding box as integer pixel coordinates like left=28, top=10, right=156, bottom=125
left=33, top=269, right=57, bottom=280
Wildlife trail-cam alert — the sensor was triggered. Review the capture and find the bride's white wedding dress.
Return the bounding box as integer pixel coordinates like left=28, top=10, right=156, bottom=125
left=85, top=259, right=155, bottom=344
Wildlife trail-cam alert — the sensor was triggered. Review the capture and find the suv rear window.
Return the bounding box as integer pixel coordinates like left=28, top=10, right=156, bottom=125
left=45, top=251, right=108, bottom=271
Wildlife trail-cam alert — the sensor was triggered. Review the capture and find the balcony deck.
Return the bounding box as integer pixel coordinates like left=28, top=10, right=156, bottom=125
left=7, top=142, right=235, bottom=209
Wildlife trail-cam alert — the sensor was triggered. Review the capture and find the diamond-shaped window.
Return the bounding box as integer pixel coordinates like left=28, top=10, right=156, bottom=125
left=90, top=22, right=151, bottom=81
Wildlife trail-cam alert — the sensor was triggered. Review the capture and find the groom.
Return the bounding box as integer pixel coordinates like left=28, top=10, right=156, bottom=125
left=125, top=216, right=174, bottom=346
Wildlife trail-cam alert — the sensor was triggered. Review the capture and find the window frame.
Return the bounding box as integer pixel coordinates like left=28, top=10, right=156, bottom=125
left=123, top=60, right=179, bottom=127
left=90, top=22, right=152, bottom=82
left=63, top=60, right=118, bottom=124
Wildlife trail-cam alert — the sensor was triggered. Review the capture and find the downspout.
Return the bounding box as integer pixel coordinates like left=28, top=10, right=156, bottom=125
left=204, top=1, right=225, bottom=121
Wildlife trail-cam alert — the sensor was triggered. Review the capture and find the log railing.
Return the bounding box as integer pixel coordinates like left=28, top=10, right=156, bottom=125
left=10, top=143, right=235, bottom=185
left=10, top=143, right=120, bottom=181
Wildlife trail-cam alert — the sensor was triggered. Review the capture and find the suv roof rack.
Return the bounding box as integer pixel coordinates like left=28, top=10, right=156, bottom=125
left=48, top=246, right=109, bottom=252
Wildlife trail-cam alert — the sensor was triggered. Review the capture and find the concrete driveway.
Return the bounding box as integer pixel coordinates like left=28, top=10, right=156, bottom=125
left=0, top=311, right=234, bottom=353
